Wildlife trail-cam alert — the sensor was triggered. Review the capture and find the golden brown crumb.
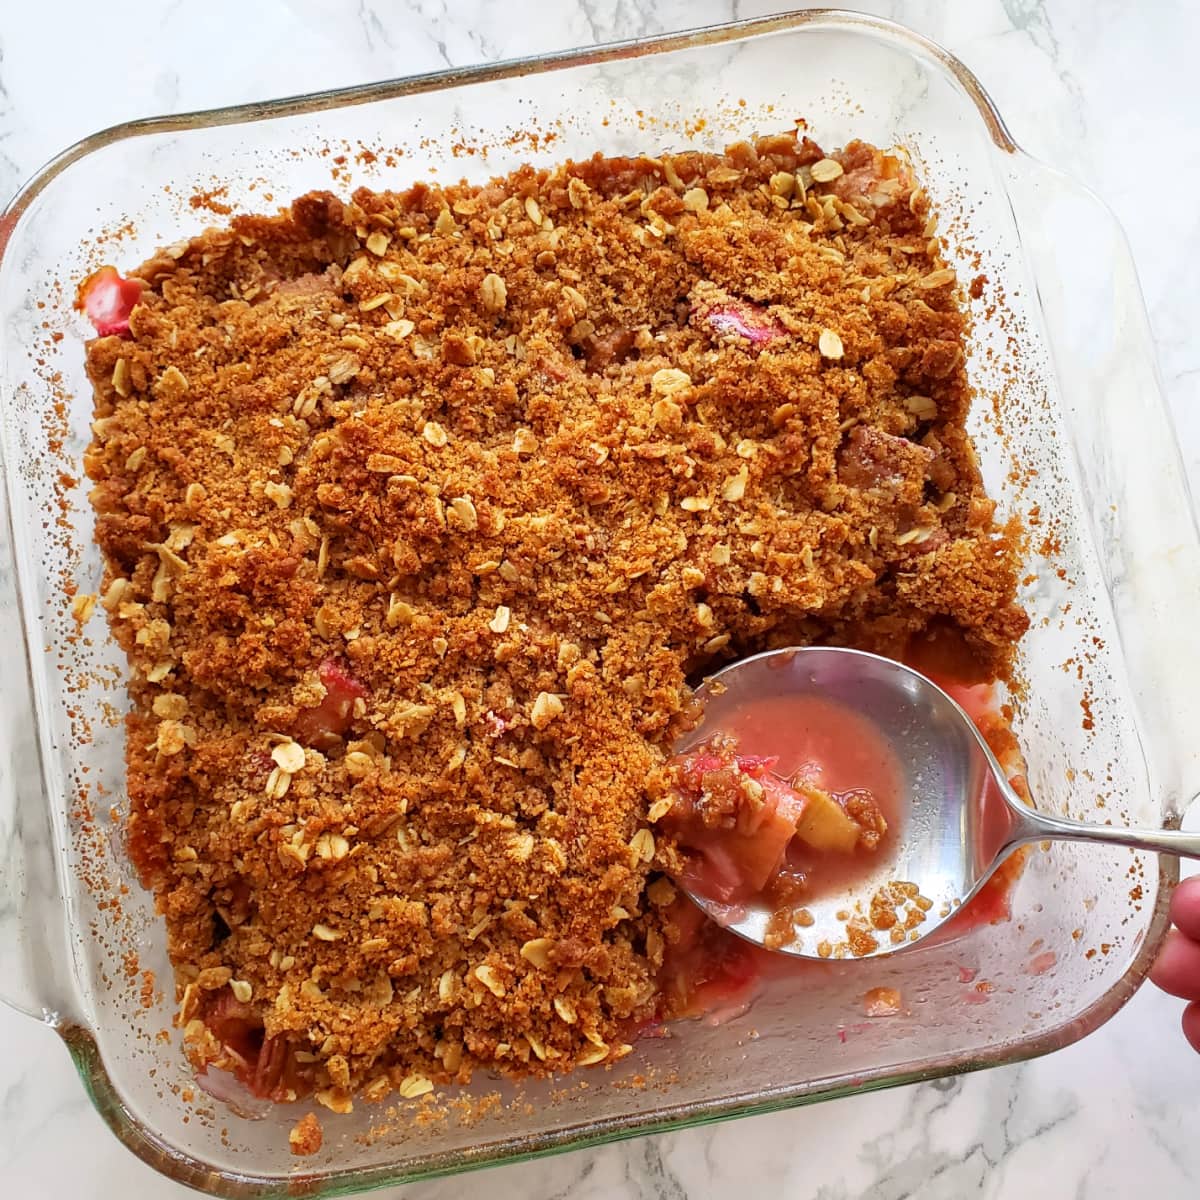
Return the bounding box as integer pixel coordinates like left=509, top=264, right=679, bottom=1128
left=82, top=130, right=1025, bottom=1104
left=289, top=1111, right=323, bottom=1156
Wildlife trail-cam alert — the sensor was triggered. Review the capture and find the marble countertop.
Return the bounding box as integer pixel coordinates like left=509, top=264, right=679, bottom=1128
left=2, top=1, right=1198, bottom=1196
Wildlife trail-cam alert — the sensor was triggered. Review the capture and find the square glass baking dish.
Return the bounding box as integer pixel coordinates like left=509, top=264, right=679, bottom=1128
left=2, top=9, right=1199, bottom=1196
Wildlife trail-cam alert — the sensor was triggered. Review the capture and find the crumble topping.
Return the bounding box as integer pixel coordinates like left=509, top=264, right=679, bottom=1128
left=82, top=130, right=1026, bottom=1109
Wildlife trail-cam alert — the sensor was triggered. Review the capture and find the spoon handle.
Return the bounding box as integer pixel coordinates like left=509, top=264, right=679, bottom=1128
left=1008, top=804, right=1200, bottom=860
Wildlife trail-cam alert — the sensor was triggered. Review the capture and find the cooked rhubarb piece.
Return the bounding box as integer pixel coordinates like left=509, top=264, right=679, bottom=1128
left=79, top=265, right=142, bottom=337
left=292, top=657, right=368, bottom=745
left=837, top=425, right=935, bottom=506
left=656, top=895, right=764, bottom=1020
left=667, top=732, right=893, bottom=908
left=792, top=781, right=864, bottom=854
left=665, top=741, right=808, bottom=901
left=690, top=282, right=787, bottom=348
left=197, top=991, right=310, bottom=1103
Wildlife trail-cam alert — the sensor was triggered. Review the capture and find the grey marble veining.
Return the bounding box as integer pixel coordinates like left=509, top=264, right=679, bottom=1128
left=1, top=2, right=1198, bottom=1197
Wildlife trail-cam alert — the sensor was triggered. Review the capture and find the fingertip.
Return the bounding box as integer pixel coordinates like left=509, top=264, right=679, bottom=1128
left=1149, top=928, right=1200, bottom=1001
left=1169, top=876, right=1200, bottom=941
left=1182, top=1002, right=1200, bottom=1055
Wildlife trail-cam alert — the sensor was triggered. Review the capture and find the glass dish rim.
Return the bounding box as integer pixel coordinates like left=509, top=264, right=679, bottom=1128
left=0, top=8, right=1179, bottom=1196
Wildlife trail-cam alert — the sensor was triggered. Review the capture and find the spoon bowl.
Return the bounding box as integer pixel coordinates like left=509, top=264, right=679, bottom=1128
left=676, top=646, right=1200, bottom=960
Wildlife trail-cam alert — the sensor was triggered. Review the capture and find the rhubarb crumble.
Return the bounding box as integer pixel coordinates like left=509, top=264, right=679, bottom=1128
left=81, top=130, right=1027, bottom=1111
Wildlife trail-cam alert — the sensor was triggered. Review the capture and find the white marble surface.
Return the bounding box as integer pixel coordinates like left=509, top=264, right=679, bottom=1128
left=2, top=1, right=1199, bottom=1196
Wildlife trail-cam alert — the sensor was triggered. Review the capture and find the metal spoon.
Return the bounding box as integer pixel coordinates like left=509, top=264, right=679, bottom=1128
left=675, top=646, right=1200, bottom=960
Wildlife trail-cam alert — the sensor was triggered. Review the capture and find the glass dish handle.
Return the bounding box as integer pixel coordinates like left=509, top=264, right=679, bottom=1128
left=1003, top=154, right=1200, bottom=822
left=0, top=451, right=73, bottom=1021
